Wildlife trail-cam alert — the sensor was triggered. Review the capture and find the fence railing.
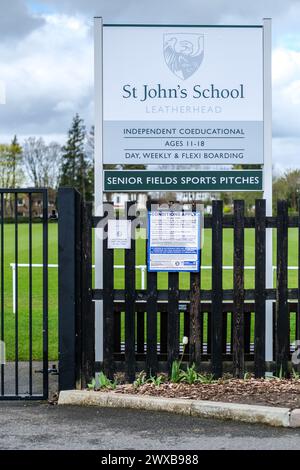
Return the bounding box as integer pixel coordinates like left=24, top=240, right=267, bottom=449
left=12, top=261, right=296, bottom=314
left=94, top=198, right=299, bottom=380
left=58, top=189, right=300, bottom=389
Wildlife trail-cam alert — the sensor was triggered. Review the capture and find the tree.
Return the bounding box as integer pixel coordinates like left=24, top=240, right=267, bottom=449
left=0, top=136, right=23, bottom=215
left=0, top=136, right=23, bottom=188
left=60, top=114, right=93, bottom=200
left=87, top=125, right=120, bottom=202
left=9, top=136, right=22, bottom=188
left=86, top=125, right=95, bottom=166
left=273, top=169, right=300, bottom=213
left=22, top=137, right=61, bottom=188
left=45, top=142, right=62, bottom=188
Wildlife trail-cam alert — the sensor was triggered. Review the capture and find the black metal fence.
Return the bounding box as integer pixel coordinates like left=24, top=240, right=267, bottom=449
left=0, top=189, right=48, bottom=400
left=58, top=188, right=300, bottom=389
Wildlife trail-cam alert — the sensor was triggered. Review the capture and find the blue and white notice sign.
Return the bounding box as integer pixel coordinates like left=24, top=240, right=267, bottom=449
left=148, top=211, right=200, bottom=272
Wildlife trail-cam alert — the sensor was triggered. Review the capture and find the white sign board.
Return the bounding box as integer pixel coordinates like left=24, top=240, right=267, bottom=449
left=148, top=211, right=200, bottom=272
left=108, top=219, right=131, bottom=249
left=94, top=18, right=272, bottom=364
left=103, top=25, right=263, bottom=165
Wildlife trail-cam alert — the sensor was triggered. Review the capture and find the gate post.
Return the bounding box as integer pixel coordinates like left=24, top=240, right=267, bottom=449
left=58, top=188, right=94, bottom=390
left=81, top=200, right=94, bottom=388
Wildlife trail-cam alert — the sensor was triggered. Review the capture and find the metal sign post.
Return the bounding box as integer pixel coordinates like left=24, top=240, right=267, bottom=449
left=263, top=18, right=273, bottom=365
left=94, top=17, right=104, bottom=363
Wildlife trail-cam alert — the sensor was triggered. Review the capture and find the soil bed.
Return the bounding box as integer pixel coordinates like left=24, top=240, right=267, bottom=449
left=103, top=378, right=300, bottom=409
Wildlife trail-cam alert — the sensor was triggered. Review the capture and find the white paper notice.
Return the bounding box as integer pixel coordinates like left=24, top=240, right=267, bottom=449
left=108, top=219, right=131, bottom=249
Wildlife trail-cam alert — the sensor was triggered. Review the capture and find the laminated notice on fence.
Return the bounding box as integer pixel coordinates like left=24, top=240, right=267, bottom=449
left=148, top=211, right=200, bottom=272
left=108, top=219, right=131, bottom=249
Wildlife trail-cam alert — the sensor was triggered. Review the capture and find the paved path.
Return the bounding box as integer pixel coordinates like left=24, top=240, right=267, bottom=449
left=0, top=362, right=58, bottom=396
left=0, top=402, right=300, bottom=450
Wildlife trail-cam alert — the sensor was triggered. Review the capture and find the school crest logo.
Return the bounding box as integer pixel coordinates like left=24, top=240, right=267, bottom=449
left=163, top=33, right=204, bottom=80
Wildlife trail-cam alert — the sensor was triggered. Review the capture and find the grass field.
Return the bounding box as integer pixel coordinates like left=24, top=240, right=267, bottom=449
left=0, top=223, right=58, bottom=361
left=1, top=224, right=299, bottom=360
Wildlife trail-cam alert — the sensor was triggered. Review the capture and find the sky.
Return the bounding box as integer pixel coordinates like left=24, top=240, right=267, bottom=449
left=0, top=0, right=300, bottom=173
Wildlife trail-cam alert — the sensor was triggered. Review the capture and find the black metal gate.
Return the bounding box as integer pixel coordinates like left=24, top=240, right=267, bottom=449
left=0, top=189, right=48, bottom=400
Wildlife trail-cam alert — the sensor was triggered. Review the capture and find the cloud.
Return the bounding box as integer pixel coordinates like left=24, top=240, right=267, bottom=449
left=0, top=13, right=93, bottom=137
left=272, top=47, right=300, bottom=138
left=0, top=0, right=45, bottom=40
left=0, top=81, right=5, bottom=104
left=0, top=0, right=299, bottom=173
left=273, top=137, right=300, bottom=174
left=39, top=0, right=300, bottom=28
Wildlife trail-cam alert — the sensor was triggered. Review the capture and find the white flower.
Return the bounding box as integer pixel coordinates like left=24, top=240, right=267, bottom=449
left=182, top=336, right=189, bottom=345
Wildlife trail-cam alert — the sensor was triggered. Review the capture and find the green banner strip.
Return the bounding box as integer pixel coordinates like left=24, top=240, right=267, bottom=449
left=104, top=170, right=263, bottom=192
